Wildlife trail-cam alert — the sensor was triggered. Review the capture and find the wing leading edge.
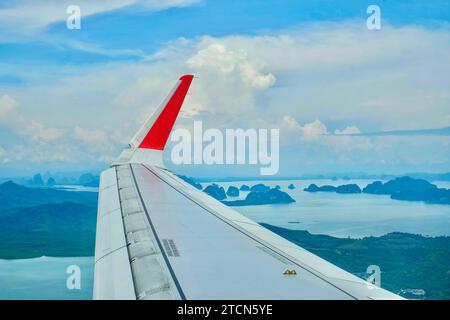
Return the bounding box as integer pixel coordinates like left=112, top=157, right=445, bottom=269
left=94, top=75, right=402, bottom=300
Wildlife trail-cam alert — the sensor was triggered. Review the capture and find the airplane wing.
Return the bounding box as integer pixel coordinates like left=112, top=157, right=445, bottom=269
left=93, top=75, right=402, bottom=300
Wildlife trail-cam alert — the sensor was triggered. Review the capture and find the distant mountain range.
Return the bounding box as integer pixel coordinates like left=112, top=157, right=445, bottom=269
left=0, top=172, right=100, bottom=188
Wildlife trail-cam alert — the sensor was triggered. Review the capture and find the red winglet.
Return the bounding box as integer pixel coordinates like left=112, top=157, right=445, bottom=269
left=139, top=75, right=194, bottom=150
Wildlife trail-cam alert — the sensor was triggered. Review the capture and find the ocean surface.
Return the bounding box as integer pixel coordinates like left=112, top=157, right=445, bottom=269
left=54, top=185, right=99, bottom=192
left=0, top=256, right=93, bottom=300
left=216, top=179, right=450, bottom=238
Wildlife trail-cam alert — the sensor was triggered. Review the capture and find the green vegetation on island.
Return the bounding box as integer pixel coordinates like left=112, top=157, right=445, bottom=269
left=363, top=177, right=450, bottom=204
left=203, top=183, right=227, bottom=200
left=0, top=181, right=98, bottom=259
left=305, top=176, right=450, bottom=204
left=0, top=202, right=97, bottom=259
left=223, top=188, right=295, bottom=206
left=226, top=186, right=240, bottom=197
left=262, top=224, right=450, bottom=300
left=304, top=183, right=362, bottom=194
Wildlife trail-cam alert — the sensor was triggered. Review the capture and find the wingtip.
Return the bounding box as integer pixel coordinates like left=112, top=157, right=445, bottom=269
left=179, top=74, right=194, bottom=81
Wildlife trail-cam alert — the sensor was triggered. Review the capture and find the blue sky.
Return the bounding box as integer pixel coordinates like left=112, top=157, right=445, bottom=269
left=0, top=0, right=449, bottom=177
left=2, top=1, right=450, bottom=68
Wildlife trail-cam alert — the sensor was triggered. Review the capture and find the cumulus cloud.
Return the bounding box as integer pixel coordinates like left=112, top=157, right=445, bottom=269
left=334, top=126, right=361, bottom=135
left=181, top=24, right=450, bottom=130
left=187, top=42, right=276, bottom=89
left=0, top=97, right=62, bottom=142
left=0, top=94, right=122, bottom=167
left=1, top=21, right=449, bottom=173
left=279, top=116, right=370, bottom=156
left=300, top=120, right=328, bottom=139
left=281, top=116, right=327, bottom=140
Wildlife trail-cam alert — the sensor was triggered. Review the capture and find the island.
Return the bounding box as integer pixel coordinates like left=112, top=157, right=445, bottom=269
left=363, top=176, right=435, bottom=195
left=336, top=184, right=361, bottom=194
left=240, top=185, right=250, bottom=191
left=288, top=183, right=296, bottom=190
left=304, top=184, right=337, bottom=192
left=304, top=177, right=450, bottom=204
left=226, top=186, right=240, bottom=197
left=304, top=183, right=361, bottom=194
left=203, top=184, right=227, bottom=200
left=78, top=173, right=100, bottom=187
left=363, top=177, right=450, bottom=204
left=223, top=188, right=295, bottom=206
left=250, top=183, right=271, bottom=192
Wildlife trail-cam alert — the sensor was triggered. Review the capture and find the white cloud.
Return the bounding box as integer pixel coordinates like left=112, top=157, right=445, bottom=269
left=73, top=126, right=108, bottom=146
left=334, top=126, right=361, bottom=135
left=7, top=23, right=450, bottom=131
left=0, top=0, right=201, bottom=39
left=187, top=42, right=276, bottom=89
left=300, top=120, right=328, bottom=138
left=180, top=24, right=450, bottom=130
left=281, top=116, right=327, bottom=140
left=0, top=95, right=17, bottom=118
left=25, top=120, right=63, bottom=141
left=1, top=22, right=449, bottom=172
left=63, top=40, right=149, bottom=59
left=0, top=94, right=62, bottom=141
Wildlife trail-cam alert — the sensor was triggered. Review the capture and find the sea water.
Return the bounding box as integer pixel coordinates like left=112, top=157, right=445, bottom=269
left=0, top=256, right=93, bottom=300
left=216, top=179, right=450, bottom=238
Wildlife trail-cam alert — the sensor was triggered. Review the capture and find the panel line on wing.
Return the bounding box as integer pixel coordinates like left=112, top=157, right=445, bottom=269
left=129, top=163, right=187, bottom=300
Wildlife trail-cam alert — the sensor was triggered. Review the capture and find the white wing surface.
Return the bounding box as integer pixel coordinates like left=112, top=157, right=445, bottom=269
left=93, top=75, right=402, bottom=300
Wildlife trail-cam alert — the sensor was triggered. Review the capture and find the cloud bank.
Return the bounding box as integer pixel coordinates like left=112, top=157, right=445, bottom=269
left=1, top=21, right=449, bottom=175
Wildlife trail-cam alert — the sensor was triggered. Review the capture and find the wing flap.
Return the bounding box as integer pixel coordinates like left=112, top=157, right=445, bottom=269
left=94, top=168, right=136, bottom=300
left=94, top=165, right=183, bottom=300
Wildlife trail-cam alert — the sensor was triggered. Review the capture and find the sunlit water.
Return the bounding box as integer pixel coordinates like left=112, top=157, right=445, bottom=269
left=54, top=185, right=99, bottom=192
left=215, top=179, right=450, bottom=238
left=0, top=256, right=93, bottom=300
